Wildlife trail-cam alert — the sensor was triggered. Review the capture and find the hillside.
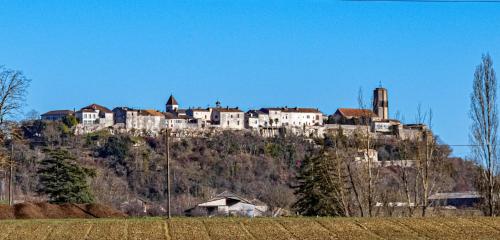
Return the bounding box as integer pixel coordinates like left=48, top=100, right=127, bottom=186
left=1, top=217, right=500, bottom=239
left=6, top=120, right=480, bottom=217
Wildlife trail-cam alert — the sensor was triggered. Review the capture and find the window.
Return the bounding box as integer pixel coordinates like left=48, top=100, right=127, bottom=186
left=227, top=121, right=230, bottom=126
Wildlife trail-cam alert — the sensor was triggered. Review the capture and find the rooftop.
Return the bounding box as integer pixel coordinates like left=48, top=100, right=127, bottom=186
left=429, top=192, right=481, bottom=200
left=139, top=109, right=164, bottom=117
left=213, top=107, right=243, bottom=113
left=260, top=107, right=322, bottom=113
left=41, top=110, right=74, bottom=116
left=167, top=95, right=178, bottom=106
left=336, top=108, right=376, bottom=118
left=82, top=104, right=113, bottom=113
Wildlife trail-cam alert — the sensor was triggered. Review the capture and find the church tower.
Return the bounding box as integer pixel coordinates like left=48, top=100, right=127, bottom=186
left=166, top=95, right=179, bottom=112
left=373, top=87, right=388, bottom=120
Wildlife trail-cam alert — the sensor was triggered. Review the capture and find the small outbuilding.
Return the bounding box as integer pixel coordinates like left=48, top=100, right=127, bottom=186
left=185, top=191, right=268, bottom=217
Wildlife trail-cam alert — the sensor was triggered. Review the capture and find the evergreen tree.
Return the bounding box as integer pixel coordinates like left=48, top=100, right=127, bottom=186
left=293, top=151, right=346, bottom=216
left=37, top=148, right=95, bottom=203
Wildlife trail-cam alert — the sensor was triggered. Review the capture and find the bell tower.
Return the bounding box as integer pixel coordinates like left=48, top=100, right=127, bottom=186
left=373, top=87, right=388, bottom=120
left=166, top=95, right=179, bottom=112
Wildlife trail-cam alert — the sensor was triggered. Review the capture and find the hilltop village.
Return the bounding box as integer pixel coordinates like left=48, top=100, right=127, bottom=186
left=41, top=87, right=427, bottom=141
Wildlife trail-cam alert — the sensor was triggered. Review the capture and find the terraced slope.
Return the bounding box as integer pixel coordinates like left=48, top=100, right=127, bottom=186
left=1, top=217, right=500, bottom=240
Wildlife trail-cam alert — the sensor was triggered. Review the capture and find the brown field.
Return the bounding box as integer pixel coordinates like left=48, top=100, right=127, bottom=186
left=1, top=217, right=500, bottom=240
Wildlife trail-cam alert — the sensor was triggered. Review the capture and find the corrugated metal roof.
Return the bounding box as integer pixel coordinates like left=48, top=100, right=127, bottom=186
left=429, top=191, right=481, bottom=200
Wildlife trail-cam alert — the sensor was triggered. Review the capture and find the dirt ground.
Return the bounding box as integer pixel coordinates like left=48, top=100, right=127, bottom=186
left=1, top=217, right=500, bottom=240
left=0, top=202, right=126, bottom=219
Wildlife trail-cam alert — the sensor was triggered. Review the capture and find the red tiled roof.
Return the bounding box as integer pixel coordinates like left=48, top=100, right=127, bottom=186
left=282, top=107, right=321, bottom=113
left=82, top=104, right=113, bottom=113
left=261, top=107, right=321, bottom=113
left=213, top=107, right=243, bottom=113
left=139, top=109, right=164, bottom=117
left=336, top=108, right=376, bottom=118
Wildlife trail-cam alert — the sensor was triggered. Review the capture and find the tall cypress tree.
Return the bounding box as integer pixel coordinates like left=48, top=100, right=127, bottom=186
left=294, top=151, right=346, bottom=216
left=37, top=148, right=95, bottom=203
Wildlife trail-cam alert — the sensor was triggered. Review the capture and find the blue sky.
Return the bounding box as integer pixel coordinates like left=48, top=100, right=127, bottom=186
left=0, top=1, right=499, bottom=157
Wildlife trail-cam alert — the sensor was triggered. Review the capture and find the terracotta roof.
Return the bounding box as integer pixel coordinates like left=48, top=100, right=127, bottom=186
left=82, top=104, right=113, bottom=113
left=139, top=109, right=164, bottom=117
left=282, top=107, right=321, bottom=113
left=213, top=107, right=243, bottom=113
left=167, top=95, right=178, bottom=105
left=41, top=110, right=74, bottom=116
left=336, top=108, right=376, bottom=118
left=261, top=107, right=321, bottom=113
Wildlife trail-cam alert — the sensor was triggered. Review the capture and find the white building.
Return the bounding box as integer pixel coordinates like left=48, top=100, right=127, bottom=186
left=260, top=107, right=323, bottom=128
left=245, top=110, right=270, bottom=129
left=164, top=112, right=194, bottom=129
left=75, top=104, right=114, bottom=127
left=211, top=107, right=244, bottom=129
left=187, top=108, right=211, bottom=127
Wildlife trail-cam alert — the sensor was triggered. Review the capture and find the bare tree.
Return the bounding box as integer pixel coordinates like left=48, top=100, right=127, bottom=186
left=358, top=87, right=376, bottom=217
left=0, top=66, right=31, bottom=125
left=470, top=54, right=498, bottom=216
left=419, top=110, right=435, bottom=217
left=396, top=139, right=417, bottom=216
left=0, top=66, right=30, bottom=206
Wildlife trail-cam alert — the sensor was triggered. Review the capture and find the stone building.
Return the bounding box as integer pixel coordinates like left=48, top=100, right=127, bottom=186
left=211, top=107, right=244, bottom=129
left=330, top=108, right=378, bottom=125
left=373, top=87, right=389, bottom=120
left=113, top=107, right=164, bottom=133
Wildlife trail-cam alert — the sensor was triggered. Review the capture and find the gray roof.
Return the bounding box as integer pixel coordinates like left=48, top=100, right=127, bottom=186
left=42, top=110, right=74, bottom=116
left=429, top=191, right=481, bottom=200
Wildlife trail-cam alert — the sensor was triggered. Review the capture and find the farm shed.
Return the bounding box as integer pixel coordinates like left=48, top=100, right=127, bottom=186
left=185, top=191, right=268, bottom=217
left=429, top=191, right=482, bottom=208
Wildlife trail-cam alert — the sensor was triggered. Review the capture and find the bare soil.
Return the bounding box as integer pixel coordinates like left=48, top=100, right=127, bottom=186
left=0, top=202, right=126, bottom=219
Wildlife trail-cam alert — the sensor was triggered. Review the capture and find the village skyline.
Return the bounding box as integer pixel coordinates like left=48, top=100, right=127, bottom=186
left=3, top=1, right=499, bottom=157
